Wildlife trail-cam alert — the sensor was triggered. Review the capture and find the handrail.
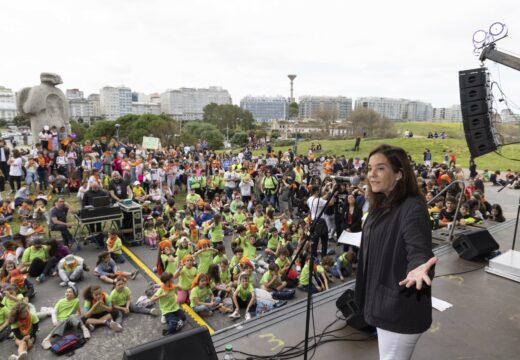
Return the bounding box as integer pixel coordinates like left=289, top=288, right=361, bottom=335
left=427, top=180, right=466, bottom=243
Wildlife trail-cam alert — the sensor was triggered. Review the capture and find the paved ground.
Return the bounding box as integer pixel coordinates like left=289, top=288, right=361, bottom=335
left=1, top=181, right=519, bottom=359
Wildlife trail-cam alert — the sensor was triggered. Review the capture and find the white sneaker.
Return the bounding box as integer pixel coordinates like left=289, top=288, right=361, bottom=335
left=18, top=352, right=28, bottom=360
left=82, top=325, right=91, bottom=339
left=161, top=315, right=166, bottom=324
left=68, top=281, right=76, bottom=287
left=41, top=338, right=52, bottom=349
left=245, top=313, right=251, bottom=321
left=8, top=354, right=18, bottom=360
left=150, top=307, right=160, bottom=316
left=176, top=320, right=184, bottom=331
left=59, top=281, right=68, bottom=287
left=228, top=311, right=241, bottom=319
left=40, top=307, right=54, bottom=317
left=109, top=320, right=123, bottom=332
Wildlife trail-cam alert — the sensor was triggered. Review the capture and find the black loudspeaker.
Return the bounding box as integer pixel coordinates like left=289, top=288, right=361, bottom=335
left=452, top=229, right=499, bottom=260
left=123, top=327, right=218, bottom=360
left=336, top=288, right=375, bottom=332
left=459, top=68, right=500, bottom=158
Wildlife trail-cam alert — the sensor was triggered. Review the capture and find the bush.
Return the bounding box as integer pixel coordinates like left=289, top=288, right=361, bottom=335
left=231, top=132, right=248, bottom=147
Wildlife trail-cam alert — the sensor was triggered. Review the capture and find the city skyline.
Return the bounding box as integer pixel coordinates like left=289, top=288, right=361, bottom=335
left=1, top=1, right=519, bottom=112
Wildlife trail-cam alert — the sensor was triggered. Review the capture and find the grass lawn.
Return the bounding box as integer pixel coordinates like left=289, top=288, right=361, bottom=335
left=255, top=137, right=520, bottom=172
left=395, top=122, right=465, bottom=139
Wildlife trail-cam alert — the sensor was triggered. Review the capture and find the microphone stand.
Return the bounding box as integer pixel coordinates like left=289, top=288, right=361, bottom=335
left=283, top=182, right=339, bottom=360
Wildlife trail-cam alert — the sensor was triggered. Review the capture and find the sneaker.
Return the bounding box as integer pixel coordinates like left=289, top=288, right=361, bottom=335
left=82, top=325, right=91, bottom=339
left=83, top=264, right=90, bottom=272
left=68, top=281, right=76, bottom=287
left=162, top=329, right=169, bottom=336
left=109, top=320, right=123, bottom=332
left=130, top=270, right=139, bottom=280
left=245, top=313, right=251, bottom=321
left=36, top=274, right=45, bottom=283
left=18, top=352, right=27, bottom=360
left=161, top=315, right=166, bottom=324
left=59, top=281, right=68, bottom=287
left=150, top=307, right=160, bottom=316
left=87, top=323, right=95, bottom=332
left=8, top=354, right=18, bottom=360
left=228, top=311, right=241, bottom=319
left=41, top=338, right=52, bottom=350
left=175, top=320, right=184, bottom=331
left=40, top=307, right=54, bottom=317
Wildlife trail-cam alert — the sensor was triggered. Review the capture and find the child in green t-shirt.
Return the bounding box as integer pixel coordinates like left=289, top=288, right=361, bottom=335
left=189, top=273, right=229, bottom=315
left=150, top=272, right=186, bottom=336
left=111, top=277, right=160, bottom=325
left=82, top=285, right=122, bottom=332
left=0, top=301, right=10, bottom=341
left=229, top=272, right=256, bottom=320
left=8, top=302, right=38, bottom=360
left=173, top=255, right=197, bottom=304
left=194, top=239, right=218, bottom=274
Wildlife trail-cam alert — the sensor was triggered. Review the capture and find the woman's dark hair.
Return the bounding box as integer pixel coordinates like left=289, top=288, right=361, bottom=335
left=160, top=271, right=174, bottom=283
left=46, top=239, right=59, bottom=257
left=491, top=204, right=505, bottom=222
left=96, top=251, right=111, bottom=265
left=83, top=284, right=102, bottom=301
left=8, top=302, right=30, bottom=325
left=367, top=144, right=422, bottom=212
left=207, top=264, right=220, bottom=283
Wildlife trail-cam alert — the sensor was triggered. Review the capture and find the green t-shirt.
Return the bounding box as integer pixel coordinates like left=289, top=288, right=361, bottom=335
left=300, top=263, right=310, bottom=286
left=260, top=271, right=273, bottom=286
left=107, top=237, right=123, bottom=255
left=253, top=215, right=264, bottom=230
left=178, top=266, right=197, bottom=290
left=197, top=250, right=214, bottom=274
left=238, top=236, right=256, bottom=259
left=212, top=253, right=228, bottom=265
left=11, top=312, right=38, bottom=330
left=267, top=235, right=280, bottom=251
left=54, top=298, right=80, bottom=321
left=229, top=255, right=240, bottom=269
left=0, top=306, right=9, bottom=325
left=21, top=245, right=49, bottom=263
left=84, top=293, right=112, bottom=315
left=220, top=269, right=231, bottom=284
left=275, top=257, right=289, bottom=269
left=176, top=247, right=192, bottom=261
left=189, top=286, right=212, bottom=307
left=154, top=287, right=179, bottom=315
left=110, top=287, right=131, bottom=307
left=233, top=212, right=246, bottom=225
left=210, top=223, right=223, bottom=243
left=1, top=294, right=24, bottom=312
left=161, top=254, right=177, bottom=273
left=236, top=283, right=254, bottom=302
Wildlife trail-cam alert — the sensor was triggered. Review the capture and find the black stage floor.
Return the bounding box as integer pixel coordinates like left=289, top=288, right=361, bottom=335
left=212, top=222, right=520, bottom=359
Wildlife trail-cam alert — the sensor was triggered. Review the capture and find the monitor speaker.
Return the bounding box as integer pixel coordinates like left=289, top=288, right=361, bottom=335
left=123, top=327, right=218, bottom=360
left=336, top=288, right=375, bottom=333
left=452, top=229, right=499, bottom=260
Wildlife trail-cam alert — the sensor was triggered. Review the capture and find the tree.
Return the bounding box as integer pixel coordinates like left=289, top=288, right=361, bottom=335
left=13, top=115, right=30, bottom=127
left=84, top=121, right=116, bottom=140
left=271, top=129, right=281, bottom=140
left=70, top=121, right=87, bottom=142
left=0, top=119, right=7, bottom=128
left=231, top=131, right=248, bottom=147
left=203, top=103, right=255, bottom=131
left=289, top=102, right=299, bottom=118
left=348, top=108, right=397, bottom=138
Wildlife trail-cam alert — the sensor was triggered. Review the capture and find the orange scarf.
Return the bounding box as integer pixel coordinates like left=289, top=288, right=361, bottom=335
left=161, top=282, right=176, bottom=291
left=107, top=235, right=117, bottom=249
left=18, top=314, right=32, bottom=336
left=63, top=259, right=78, bottom=272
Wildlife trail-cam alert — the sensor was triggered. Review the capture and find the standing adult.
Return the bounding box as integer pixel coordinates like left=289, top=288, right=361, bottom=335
left=8, top=149, right=23, bottom=193
left=0, top=140, right=10, bottom=189
left=355, top=144, right=437, bottom=360
left=306, top=182, right=335, bottom=257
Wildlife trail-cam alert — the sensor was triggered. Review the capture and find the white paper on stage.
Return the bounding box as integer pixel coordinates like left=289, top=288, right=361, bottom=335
left=432, top=297, right=453, bottom=312
left=337, top=231, right=362, bottom=248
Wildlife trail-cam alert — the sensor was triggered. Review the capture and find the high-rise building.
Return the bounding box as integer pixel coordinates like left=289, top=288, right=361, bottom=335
left=298, top=96, right=352, bottom=121
left=69, top=98, right=92, bottom=122
left=100, top=86, right=132, bottom=120
left=355, top=97, right=432, bottom=121
left=88, top=94, right=102, bottom=117
left=0, top=86, right=17, bottom=122
left=240, top=96, right=288, bottom=122
left=66, top=89, right=84, bottom=100
left=132, top=102, right=161, bottom=115
left=433, top=105, right=463, bottom=122
left=160, top=86, right=232, bottom=120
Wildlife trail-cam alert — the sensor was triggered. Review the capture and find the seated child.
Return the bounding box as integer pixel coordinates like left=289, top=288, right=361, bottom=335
left=110, top=276, right=160, bottom=325
left=106, top=230, right=125, bottom=264
left=229, top=272, right=256, bottom=320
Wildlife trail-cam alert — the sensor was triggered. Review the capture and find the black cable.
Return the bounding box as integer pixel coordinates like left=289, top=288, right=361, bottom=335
left=434, top=264, right=486, bottom=278
left=493, top=150, right=520, bottom=162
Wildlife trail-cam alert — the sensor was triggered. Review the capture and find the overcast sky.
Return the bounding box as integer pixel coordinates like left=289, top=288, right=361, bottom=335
left=1, top=0, right=520, bottom=109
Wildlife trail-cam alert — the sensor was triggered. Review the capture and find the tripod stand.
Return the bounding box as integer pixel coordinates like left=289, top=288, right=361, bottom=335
left=283, top=181, right=339, bottom=360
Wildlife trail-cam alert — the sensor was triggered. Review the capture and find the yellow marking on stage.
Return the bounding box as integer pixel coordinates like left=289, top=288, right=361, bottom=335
left=122, top=245, right=214, bottom=334
left=258, top=333, right=285, bottom=351
left=429, top=322, right=441, bottom=333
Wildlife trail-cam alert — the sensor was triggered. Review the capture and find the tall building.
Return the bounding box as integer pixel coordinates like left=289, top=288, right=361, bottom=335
left=355, top=97, right=432, bottom=121
left=240, top=96, right=287, bottom=122
left=100, top=86, right=132, bottom=120
left=160, top=86, right=232, bottom=120
left=298, top=96, right=352, bottom=121
left=433, top=105, right=463, bottom=122
left=66, top=89, right=84, bottom=100
left=0, top=86, right=17, bottom=122
left=131, top=102, right=161, bottom=115
left=69, top=98, right=92, bottom=122
left=88, top=94, right=102, bottom=117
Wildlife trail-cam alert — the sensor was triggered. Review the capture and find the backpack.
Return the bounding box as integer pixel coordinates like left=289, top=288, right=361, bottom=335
left=51, top=334, right=86, bottom=356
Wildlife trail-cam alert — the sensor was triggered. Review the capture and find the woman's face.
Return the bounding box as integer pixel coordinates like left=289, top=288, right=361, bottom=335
left=65, top=288, right=75, bottom=300
left=368, top=153, right=400, bottom=196
left=93, top=289, right=103, bottom=300
left=348, top=195, right=356, bottom=204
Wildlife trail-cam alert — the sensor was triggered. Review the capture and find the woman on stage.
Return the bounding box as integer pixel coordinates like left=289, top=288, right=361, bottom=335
left=355, top=144, right=437, bottom=360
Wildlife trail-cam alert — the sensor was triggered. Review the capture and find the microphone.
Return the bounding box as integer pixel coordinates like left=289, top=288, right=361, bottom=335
left=330, top=175, right=361, bottom=186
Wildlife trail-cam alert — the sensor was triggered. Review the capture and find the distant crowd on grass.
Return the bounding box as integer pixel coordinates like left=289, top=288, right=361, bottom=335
left=0, top=129, right=512, bottom=359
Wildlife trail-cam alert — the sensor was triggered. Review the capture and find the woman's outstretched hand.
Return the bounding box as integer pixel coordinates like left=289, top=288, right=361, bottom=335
left=399, top=256, right=438, bottom=290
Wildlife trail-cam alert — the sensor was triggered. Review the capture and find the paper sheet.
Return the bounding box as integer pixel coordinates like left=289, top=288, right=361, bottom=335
left=431, top=296, right=453, bottom=312
left=337, top=231, right=362, bottom=248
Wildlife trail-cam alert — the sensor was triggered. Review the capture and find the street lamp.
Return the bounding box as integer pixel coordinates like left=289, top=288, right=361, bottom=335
left=115, top=123, right=120, bottom=141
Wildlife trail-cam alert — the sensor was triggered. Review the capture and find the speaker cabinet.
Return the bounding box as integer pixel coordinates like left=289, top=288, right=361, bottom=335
left=123, top=327, right=217, bottom=360
left=459, top=68, right=500, bottom=158
left=452, top=229, right=499, bottom=260
left=336, top=288, right=375, bottom=332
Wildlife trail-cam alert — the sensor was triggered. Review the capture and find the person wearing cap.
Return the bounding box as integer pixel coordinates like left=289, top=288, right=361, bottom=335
left=57, top=254, right=85, bottom=288
left=132, top=181, right=146, bottom=203
left=49, top=197, right=75, bottom=248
